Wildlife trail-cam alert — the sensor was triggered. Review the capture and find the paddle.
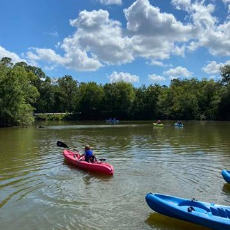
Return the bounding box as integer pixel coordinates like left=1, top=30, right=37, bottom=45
left=57, top=141, right=70, bottom=148
left=56, top=141, right=106, bottom=161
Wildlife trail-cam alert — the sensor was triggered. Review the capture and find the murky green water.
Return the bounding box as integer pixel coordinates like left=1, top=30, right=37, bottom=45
left=0, top=121, right=230, bottom=230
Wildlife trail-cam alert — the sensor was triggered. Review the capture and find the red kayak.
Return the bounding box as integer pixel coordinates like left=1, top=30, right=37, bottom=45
left=63, top=149, right=114, bottom=175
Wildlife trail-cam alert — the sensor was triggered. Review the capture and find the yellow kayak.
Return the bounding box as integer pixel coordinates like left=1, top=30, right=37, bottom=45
left=153, top=123, right=164, bottom=127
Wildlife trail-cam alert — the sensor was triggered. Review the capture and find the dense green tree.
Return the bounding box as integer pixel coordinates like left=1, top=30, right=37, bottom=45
left=218, top=85, right=230, bottom=120
left=131, top=86, right=147, bottom=119
left=34, top=77, right=56, bottom=112
left=0, top=57, right=13, bottom=67
left=165, top=79, right=200, bottom=119
left=197, top=79, right=223, bottom=119
left=78, top=82, right=104, bottom=119
left=103, top=82, right=135, bottom=118
left=132, top=84, right=164, bottom=119
left=144, top=84, right=163, bottom=119
left=0, top=58, right=39, bottom=126
left=1, top=57, right=230, bottom=126
left=220, top=65, right=230, bottom=85
left=57, top=75, right=78, bottom=112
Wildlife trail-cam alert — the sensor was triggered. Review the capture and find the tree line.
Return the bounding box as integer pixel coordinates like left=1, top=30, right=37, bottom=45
left=0, top=57, right=230, bottom=127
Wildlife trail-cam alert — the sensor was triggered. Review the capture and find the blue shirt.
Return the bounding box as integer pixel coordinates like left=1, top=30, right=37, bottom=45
left=85, top=150, right=93, bottom=157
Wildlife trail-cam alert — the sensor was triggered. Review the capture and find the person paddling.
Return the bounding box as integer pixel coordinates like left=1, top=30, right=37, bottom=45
left=177, top=120, right=182, bottom=125
left=80, top=145, right=97, bottom=163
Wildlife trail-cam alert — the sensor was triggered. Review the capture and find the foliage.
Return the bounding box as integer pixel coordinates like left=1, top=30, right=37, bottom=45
left=1, top=57, right=230, bottom=127
left=0, top=58, right=39, bottom=126
left=220, top=65, right=230, bottom=85
left=103, top=82, right=135, bottom=118
left=57, top=75, right=78, bottom=112
left=218, top=84, right=230, bottom=120
left=78, top=82, right=104, bottom=119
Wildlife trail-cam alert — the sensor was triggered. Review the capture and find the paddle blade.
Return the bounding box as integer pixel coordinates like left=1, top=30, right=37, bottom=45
left=57, top=141, right=69, bottom=148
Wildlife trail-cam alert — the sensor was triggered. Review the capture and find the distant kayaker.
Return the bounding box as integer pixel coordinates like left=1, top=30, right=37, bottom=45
left=157, top=120, right=162, bottom=124
left=80, top=145, right=97, bottom=163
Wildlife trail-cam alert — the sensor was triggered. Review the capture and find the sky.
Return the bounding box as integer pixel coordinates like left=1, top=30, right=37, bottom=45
left=0, top=0, right=230, bottom=87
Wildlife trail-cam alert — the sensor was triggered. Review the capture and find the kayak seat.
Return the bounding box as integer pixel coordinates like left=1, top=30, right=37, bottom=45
left=210, top=207, right=219, bottom=216
left=217, top=208, right=227, bottom=218
left=225, top=209, right=230, bottom=218
left=179, top=201, right=209, bottom=211
left=210, top=207, right=229, bottom=218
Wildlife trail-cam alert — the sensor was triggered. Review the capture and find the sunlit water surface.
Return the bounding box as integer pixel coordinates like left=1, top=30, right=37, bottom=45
left=0, top=121, right=230, bottom=230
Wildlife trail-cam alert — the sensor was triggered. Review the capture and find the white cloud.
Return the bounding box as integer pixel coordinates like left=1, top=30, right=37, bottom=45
left=98, top=0, right=122, bottom=5
left=27, top=48, right=67, bottom=64
left=208, top=75, right=221, bottom=81
left=108, top=71, right=139, bottom=83
left=164, top=66, right=192, bottom=78
left=24, top=0, right=230, bottom=72
left=124, top=0, right=194, bottom=38
left=123, top=0, right=197, bottom=60
left=149, top=60, right=166, bottom=66
left=171, top=0, right=191, bottom=11
left=43, top=65, right=56, bottom=71
left=27, top=9, right=132, bottom=71
left=173, top=45, right=185, bottom=56
left=55, top=42, right=61, bottom=49
left=68, top=10, right=133, bottom=65
left=27, top=47, right=102, bottom=71
left=49, top=31, right=59, bottom=37
left=148, top=74, right=166, bottom=81
left=45, top=31, right=59, bottom=37
left=186, top=2, right=230, bottom=56
left=202, top=60, right=230, bottom=74
left=0, top=46, right=24, bottom=63
left=202, top=61, right=223, bottom=74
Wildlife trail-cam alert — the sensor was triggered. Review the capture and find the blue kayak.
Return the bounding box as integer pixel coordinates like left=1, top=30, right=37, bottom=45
left=222, top=170, right=230, bottom=183
left=106, top=118, right=119, bottom=124
left=174, top=122, right=183, bottom=127
left=146, top=193, right=230, bottom=230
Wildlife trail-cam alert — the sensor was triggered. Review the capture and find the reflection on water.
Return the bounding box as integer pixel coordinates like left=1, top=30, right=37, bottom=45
left=0, top=121, right=230, bottom=230
left=146, top=213, right=209, bottom=230
left=222, top=183, right=230, bottom=194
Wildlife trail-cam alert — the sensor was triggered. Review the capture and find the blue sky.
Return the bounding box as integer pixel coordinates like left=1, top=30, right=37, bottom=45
left=0, top=0, right=230, bottom=86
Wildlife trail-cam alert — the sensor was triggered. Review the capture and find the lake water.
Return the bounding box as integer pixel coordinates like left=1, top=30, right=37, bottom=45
left=0, top=121, right=230, bottom=230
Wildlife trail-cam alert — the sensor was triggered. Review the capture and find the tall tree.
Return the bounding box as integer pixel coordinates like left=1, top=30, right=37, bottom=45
left=103, top=82, right=135, bottom=118
left=0, top=58, right=39, bottom=126
left=78, top=82, right=104, bottom=119
left=57, top=75, right=78, bottom=112
left=220, top=65, right=230, bottom=85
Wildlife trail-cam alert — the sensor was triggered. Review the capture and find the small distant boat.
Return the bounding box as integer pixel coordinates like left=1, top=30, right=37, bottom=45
left=174, top=122, right=183, bottom=127
left=146, top=193, right=230, bottom=230
left=153, top=123, right=164, bottom=127
left=222, top=170, right=230, bottom=183
left=106, top=118, right=119, bottom=124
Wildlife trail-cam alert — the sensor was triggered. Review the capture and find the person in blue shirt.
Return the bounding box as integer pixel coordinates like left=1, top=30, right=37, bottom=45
left=81, top=145, right=96, bottom=163
left=177, top=120, right=182, bottom=125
